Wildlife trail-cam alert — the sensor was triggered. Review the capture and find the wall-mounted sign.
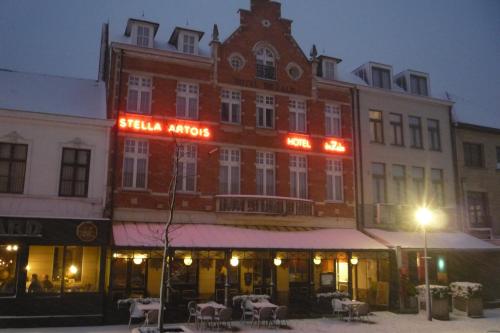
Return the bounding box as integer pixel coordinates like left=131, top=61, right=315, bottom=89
left=324, top=139, right=347, bottom=153
left=286, top=136, right=312, bottom=149
left=76, top=221, right=98, bottom=242
left=118, top=116, right=211, bottom=139
left=0, top=219, right=42, bottom=237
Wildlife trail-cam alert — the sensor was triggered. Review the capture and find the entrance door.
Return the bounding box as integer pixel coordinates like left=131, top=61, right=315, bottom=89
left=110, top=258, right=147, bottom=302
left=288, top=257, right=310, bottom=305
left=253, top=258, right=272, bottom=295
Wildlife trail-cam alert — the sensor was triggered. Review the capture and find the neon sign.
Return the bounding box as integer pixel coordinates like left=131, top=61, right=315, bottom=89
left=287, top=136, right=312, bottom=149
left=324, top=139, right=346, bottom=153
left=118, top=116, right=211, bottom=138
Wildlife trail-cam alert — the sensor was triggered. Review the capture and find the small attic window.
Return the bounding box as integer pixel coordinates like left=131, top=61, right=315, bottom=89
left=179, top=31, right=198, bottom=55
left=410, top=74, right=428, bottom=96
left=136, top=25, right=151, bottom=47
left=372, top=66, right=391, bottom=89
left=322, top=60, right=336, bottom=80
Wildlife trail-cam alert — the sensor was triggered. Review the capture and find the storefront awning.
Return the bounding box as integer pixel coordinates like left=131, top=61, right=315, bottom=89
left=113, top=223, right=387, bottom=250
left=365, top=228, right=499, bottom=250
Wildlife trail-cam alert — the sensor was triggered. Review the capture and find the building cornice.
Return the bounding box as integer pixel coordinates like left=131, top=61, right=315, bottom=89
left=357, top=84, right=454, bottom=107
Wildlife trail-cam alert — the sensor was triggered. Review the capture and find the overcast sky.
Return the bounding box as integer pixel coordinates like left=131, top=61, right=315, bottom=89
left=1, top=0, right=499, bottom=127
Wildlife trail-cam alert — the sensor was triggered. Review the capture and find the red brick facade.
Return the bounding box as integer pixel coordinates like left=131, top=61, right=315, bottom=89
left=107, top=0, right=355, bottom=222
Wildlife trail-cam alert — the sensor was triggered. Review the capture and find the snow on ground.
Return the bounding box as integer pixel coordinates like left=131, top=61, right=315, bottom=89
left=2, top=309, right=500, bottom=333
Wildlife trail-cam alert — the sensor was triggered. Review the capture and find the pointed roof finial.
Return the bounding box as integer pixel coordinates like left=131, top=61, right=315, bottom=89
left=310, top=44, right=318, bottom=59
left=212, top=24, right=219, bottom=42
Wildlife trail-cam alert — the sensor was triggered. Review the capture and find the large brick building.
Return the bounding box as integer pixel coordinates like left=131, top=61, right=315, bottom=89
left=104, top=0, right=390, bottom=319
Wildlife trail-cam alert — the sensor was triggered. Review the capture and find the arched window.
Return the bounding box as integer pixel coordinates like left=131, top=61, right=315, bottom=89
left=256, top=47, right=276, bottom=80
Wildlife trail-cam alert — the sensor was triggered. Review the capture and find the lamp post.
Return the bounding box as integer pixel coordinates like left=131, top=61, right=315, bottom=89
left=350, top=256, right=359, bottom=301
left=415, top=207, right=433, bottom=321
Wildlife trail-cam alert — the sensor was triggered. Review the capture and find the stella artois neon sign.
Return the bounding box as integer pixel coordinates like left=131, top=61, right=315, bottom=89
left=118, top=116, right=211, bottom=138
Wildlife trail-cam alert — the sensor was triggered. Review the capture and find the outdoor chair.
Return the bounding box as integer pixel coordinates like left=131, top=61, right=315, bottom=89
left=187, top=301, right=197, bottom=324
left=332, top=299, right=348, bottom=320
left=355, top=303, right=370, bottom=322
left=251, top=306, right=275, bottom=328
left=240, top=299, right=253, bottom=323
left=128, top=301, right=145, bottom=328
left=273, top=305, right=288, bottom=328
left=144, top=309, right=159, bottom=326
left=196, top=306, right=215, bottom=330
left=215, top=307, right=233, bottom=330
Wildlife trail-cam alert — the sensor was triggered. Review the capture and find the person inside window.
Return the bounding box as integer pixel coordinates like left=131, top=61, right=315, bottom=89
left=0, top=270, right=16, bottom=294
left=28, top=273, right=42, bottom=293
left=42, top=274, right=54, bottom=292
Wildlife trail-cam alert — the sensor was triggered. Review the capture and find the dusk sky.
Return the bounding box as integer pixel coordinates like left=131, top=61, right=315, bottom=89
left=1, top=0, right=499, bottom=127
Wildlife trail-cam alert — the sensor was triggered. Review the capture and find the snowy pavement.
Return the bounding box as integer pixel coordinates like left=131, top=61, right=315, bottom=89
left=2, top=309, right=500, bottom=333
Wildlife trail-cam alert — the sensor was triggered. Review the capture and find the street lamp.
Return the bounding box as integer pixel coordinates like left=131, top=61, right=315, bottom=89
left=415, top=207, right=433, bottom=321
left=350, top=256, right=359, bottom=300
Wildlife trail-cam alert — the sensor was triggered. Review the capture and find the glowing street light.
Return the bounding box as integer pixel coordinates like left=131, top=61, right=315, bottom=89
left=273, top=257, right=282, bottom=266
left=415, top=207, right=433, bottom=321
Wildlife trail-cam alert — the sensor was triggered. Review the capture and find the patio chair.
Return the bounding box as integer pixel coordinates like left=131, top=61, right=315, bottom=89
left=355, top=303, right=370, bottom=322
left=251, top=307, right=274, bottom=328
left=128, top=301, right=145, bottom=328
left=273, top=305, right=288, bottom=328
left=240, top=299, right=253, bottom=323
left=196, top=306, right=215, bottom=330
left=187, top=301, right=197, bottom=324
left=145, top=309, right=159, bottom=326
left=332, top=299, right=348, bottom=320
left=215, top=307, right=233, bottom=330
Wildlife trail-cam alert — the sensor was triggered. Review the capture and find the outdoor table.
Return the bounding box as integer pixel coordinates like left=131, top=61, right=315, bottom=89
left=339, top=300, right=365, bottom=322
left=135, top=302, right=161, bottom=326
left=250, top=301, right=279, bottom=310
left=197, top=301, right=226, bottom=314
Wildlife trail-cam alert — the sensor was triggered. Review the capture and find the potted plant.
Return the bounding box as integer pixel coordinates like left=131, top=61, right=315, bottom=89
left=417, top=284, right=450, bottom=320
left=450, top=282, right=483, bottom=317
left=400, top=275, right=418, bottom=313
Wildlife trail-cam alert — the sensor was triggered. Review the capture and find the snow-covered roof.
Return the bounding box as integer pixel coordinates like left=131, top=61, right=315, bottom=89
left=0, top=69, right=107, bottom=120
left=113, top=223, right=388, bottom=250
left=365, top=228, right=499, bottom=250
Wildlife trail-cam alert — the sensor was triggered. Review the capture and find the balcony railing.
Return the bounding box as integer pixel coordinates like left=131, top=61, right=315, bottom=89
left=216, top=194, right=314, bottom=216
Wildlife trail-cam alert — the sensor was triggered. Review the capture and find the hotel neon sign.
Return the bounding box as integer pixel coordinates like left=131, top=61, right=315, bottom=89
left=118, top=116, right=211, bottom=138
left=324, top=139, right=347, bottom=153
left=286, top=134, right=347, bottom=154
left=286, top=136, right=312, bottom=149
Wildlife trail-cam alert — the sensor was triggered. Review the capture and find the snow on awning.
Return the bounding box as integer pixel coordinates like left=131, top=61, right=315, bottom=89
left=365, top=228, right=499, bottom=250
left=113, top=223, right=387, bottom=250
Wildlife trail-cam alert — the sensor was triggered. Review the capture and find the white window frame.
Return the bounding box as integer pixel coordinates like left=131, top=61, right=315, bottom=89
left=176, top=82, right=199, bottom=119
left=220, top=89, right=241, bottom=124
left=289, top=155, right=308, bottom=199
left=326, top=158, right=343, bottom=202
left=133, top=24, right=152, bottom=48
left=256, top=151, right=275, bottom=196
left=122, top=138, right=148, bottom=189
left=126, top=75, right=152, bottom=114
left=176, top=143, right=197, bottom=193
left=289, top=98, right=307, bottom=133
left=256, top=94, right=275, bottom=129
left=178, top=31, right=198, bottom=55
left=325, top=104, right=341, bottom=137
left=219, top=148, right=240, bottom=194
left=323, top=60, right=336, bottom=80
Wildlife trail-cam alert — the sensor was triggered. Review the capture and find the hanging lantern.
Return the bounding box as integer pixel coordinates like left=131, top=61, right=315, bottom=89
left=184, top=257, right=193, bottom=266
left=273, top=257, right=282, bottom=266
left=313, top=256, right=322, bottom=265
left=350, top=256, right=359, bottom=265
left=230, top=256, right=239, bottom=267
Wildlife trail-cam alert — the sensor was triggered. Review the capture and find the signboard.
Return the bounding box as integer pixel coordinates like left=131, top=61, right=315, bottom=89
left=76, top=221, right=98, bottom=242
left=0, top=219, right=42, bottom=238
left=324, top=139, right=347, bottom=153
left=118, top=116, right=211, bottom=139
left=286, top=136, right=312, bottom=149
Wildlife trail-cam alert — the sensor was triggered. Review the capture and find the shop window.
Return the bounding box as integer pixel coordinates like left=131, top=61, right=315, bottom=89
left=0, top=244, right=19, bottom=296
left=0, top=142, right=28, bottom=194
left=289, top=258, right=309, bottom=283
left=336, top=259, right=349, bottom=292
left=171, top=259, right=197, bottom=285
left=59, top=148, right=91, bottom=197
left=26, top=245, right=100, bottom=294
left=215, top=259, right=238, bottom=286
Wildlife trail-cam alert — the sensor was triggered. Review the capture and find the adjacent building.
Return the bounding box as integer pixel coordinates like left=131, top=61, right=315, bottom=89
left=0, top=69, right=113, bottom=326
left=455, top=122, right=500, bottom=243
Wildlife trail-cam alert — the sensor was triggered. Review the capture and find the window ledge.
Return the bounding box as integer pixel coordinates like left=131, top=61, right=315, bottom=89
left=118, top=187, right=151, bottom=193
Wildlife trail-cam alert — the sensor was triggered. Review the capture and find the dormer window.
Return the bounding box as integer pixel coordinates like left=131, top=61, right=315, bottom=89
left=372, top=66, right=391, bottom=89
left=410, top=74, right=428, bottom=96
left=136, top=25, right=151, bottom=48
left=180, top=32, right=196, bottom=54
left=168, top=27, right=204, bottom=56
left=323, top=60, right=336, bottom=80
left=256, top=47, right=276, bottom=80
left=125, top=19, right=158, bottom=48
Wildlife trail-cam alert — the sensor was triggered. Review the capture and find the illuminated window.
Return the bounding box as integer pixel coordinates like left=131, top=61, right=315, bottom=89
left=289, top=155, right=307, bottom=199
left=256, top=151, right=275, bottom=195
left=219, top=148, right=240, bottom=194
left=431, top=169, right=444, bottom=206
left=428, top=119, right=441, bottom=151
left=369, top=110, right=384, bottom=143
left=256, top=95, right=274, bottom=129
left=289, top=98, right=307, bottom=133
left=135, top=25, right=151, bottom=48
left=0, top=142, right=27, bottom=194
left=326, top=159, right=343, bottom=202
left=325, top=104, right=341, bottom=137
left=256, top=47, right=276, bottom=80
left=122, top=138, right=148, bottom=189
left=59, top=148, right=90, bottom=197
left=392, top=164, right=406, bottom=204
left=389, top=113, right=403, bottom=146
left=176, top=82, right=199, bottom=119
left=412, top=166, right=425, bottom=202
left=221, top=89, right=241, bottom=124
left=0, top=244, right=18, bottom=296
left=409, top=116, right=423, bottom=148
left=126, top=75, right=151, bottom=114
left=176, top=144, right=197, bottom=192
left=372, top=162, right=386, bottom=203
